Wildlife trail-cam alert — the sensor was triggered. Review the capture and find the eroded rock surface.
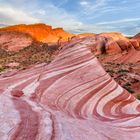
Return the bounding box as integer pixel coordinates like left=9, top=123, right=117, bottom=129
left=88, top=32, right=139, bottom=55
left=0, top=24, right=73, bottom=43
left=0, top=31, right=33, bottom=51
left=0, top=37, right=140, bottom=140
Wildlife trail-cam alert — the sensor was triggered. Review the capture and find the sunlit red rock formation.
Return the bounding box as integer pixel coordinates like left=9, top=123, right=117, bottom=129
left=1, top=24, right=139, bottom=54
left=0, top=31, right=33, bottom=51
left=0, top=37, right=140, bottom=139
left=133, top=33, right=140, bottom=40
left=131, top=34, right=140, bottom=50
left=85, top=32, right=140, bottom=55
left=130, top=39, right=140, bottom=50
left=0, top=23, right=74, bottom=43
left=98, top=32, right=133, bottom=53
left=99, top=32, right=128, bottom=40
left=77, top=33, right=96, bottom=38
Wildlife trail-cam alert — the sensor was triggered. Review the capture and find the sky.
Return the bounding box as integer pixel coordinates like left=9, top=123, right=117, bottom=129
left=0, top=0, right=140, bottom=35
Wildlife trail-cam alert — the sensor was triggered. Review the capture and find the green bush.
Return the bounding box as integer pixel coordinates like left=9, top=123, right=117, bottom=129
left=0, top=66, right=5, bottom=72
left=118, top=69, right=129, bottom=73
left=106, top=69, right=115, bottom=74
left=137, top=94, right=140, bottom=100
left=123, top=82, right=134, bottom=93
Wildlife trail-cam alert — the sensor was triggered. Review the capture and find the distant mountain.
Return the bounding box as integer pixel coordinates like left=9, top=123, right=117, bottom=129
left=0, top=24, right=7, bottom=27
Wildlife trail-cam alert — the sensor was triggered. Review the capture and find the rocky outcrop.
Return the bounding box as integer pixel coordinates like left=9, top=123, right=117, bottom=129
left=133, top=33, right=140, bottom=40
left=106, top=39, right=122, bottom=54
left=77, top=33, right=96, bottom=38
left=116, top=39, right=132, bottom=51
left=130, top=39, right=140, bottom=50
left=0, top=37, right=140, bottom=140
left=0, top=23, right=74, bottom=43
left=1, top=24, right=139, bottom=54
left=130, top=33, right=140, bottom=50
left=88, top=32, right=140, bottom=55
left=99, top=32, right=128, bottom=40
left=0, top=31, right=33, bottom=51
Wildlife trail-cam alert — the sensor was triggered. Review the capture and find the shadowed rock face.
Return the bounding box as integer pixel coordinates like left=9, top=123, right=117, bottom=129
left=0, top=37, right=140, bottom=140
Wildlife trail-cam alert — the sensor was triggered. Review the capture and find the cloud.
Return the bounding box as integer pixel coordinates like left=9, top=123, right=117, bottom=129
left=37, top=10, right=46, bottom=16
left=0, top=0, right=140, bottom=35
left=97, top=18, right=140, bottom=25
left=29, top=3, right=84, bottom=32
left=79, top=0, right=108, bottom=15
left=68, top=23, right=116, bottom=34
left=0, top=5, right=40, bottom=24
left=78, top=0, right=123, bottom=20
left=0, top=1, right=133, bottom=35
left=0, top=1, right=82, bottom=31
left=80, top=1, right=89, bottom=6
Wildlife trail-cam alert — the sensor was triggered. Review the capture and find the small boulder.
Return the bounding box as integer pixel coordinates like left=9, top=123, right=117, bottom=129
left=11, top=90, right=24, bottom=97
left=6, top=62, right=20, bottom=68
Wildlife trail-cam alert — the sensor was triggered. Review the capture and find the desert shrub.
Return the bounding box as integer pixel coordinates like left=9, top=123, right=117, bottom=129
left=123, top=82, right=134, bottom=93
left=106, top=62, right=114, bottom=65
left=118, top=69, right=129, bottom=73
left=106, top=69, right=115, bottom=77
left=125, top=82, right=131, bottom=87
left=123, top=86, right=134, bottom=93
left=0, top=66, right=5, bottom=72
left=137, top=94, right=140, bottom=100
left=0, top=42, right=60, bottom=71
left=116, top=63, right=121, bottom=66
left=0, top=48, right=8, bottom=58
left=106, top=69, right=115, bottom=74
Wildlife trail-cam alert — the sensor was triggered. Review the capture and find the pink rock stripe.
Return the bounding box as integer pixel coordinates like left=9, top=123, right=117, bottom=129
left=0, top=37, right=140, bottom=140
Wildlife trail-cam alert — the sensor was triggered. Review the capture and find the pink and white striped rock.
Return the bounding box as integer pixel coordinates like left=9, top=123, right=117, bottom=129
left=0, top=37, right=140, bottom=140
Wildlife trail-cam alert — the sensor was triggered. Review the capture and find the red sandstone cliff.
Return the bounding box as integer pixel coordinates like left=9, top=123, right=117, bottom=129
left=0, top=23, right=74, bottom=43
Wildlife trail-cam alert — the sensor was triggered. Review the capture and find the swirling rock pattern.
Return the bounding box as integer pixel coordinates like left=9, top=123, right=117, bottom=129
left=0, top=37, right=140, bottom=140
